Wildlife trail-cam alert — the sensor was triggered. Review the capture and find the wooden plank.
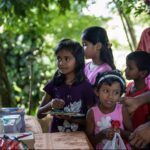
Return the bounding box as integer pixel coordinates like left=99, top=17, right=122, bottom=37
left=34, top=132, right=93, bottom=150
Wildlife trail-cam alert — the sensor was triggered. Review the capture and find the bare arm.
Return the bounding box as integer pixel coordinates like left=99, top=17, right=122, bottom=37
left=121, top=105, right=133, bottom=140
left=37, top=92, right=65, bottom=119
left=121, top=91, right=150, bottom=114
left=37, top=93, right=52, bottom=119
left=86, top=109, right=114, bottom=148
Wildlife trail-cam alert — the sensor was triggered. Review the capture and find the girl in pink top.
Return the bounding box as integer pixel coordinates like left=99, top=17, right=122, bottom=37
left=86, top=70, right=133, bottom=149
left=81, top=26, right=116, bottom=85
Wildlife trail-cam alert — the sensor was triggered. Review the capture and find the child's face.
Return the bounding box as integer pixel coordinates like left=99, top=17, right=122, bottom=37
left=82, top=40, right=97, bottom=59
left=56, top=49, right=76, bottom=76
left=125, top=59, right=140, bottom=80
left=97, top=82, right=121, bottom=109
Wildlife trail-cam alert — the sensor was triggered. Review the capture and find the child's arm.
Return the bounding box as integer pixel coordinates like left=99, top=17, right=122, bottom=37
left=37, top=93, right=52, bottom=119
left=121, top=105, right=133, bottom=140
left=86, top=109, right=114, bottom=147
left=37, top=93, right=65, bottom=119
left=121, top=91, right=150, bottom=114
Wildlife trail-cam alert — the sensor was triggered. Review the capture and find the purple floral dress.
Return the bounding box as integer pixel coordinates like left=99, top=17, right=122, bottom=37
left=44, top=80, right=97, bottom=132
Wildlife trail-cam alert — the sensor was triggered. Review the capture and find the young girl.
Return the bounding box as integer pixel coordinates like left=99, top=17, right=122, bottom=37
left=81, top=26, right=116, bottom=85
left=37, top=39, right=97, bottom=133
left=86, top=70, right=132, bottom=149
left=125, top=51, right=150, bottom=129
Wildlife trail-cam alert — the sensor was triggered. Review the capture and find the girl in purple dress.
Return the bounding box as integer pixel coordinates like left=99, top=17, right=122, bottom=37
left=37, top=39, right=97, bottom=132
left=81, top=26, right=116, bottom=85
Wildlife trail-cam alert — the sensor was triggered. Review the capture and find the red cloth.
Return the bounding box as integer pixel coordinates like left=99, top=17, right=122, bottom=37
left=136, top=27, right=150, bottom=53
left=126, top=82, right=150, bottom=128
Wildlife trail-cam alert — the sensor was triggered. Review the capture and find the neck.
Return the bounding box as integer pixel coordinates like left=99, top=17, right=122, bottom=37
left=133, top=78, right=147, bottom=91
left=92, top=50, right=103, bottom=65
left=92, top=58, right=103, bottom=66
left=65, top=74, right=75, bottom=85
left=99, top=104, right=116, bottom=114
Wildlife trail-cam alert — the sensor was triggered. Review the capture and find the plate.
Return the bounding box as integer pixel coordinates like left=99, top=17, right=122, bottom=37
left=49, top=110, right=85, bottom=117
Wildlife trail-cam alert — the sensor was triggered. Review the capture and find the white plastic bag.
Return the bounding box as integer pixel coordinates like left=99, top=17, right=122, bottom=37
left=103, top=132, right=126, bottom=150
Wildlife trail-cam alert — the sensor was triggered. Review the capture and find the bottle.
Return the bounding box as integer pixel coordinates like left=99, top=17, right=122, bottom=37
left=0, top=118, right=4, bottom=133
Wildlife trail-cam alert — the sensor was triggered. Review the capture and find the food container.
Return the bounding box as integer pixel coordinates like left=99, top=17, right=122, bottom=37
left=0, top=108, right=25, bottom=132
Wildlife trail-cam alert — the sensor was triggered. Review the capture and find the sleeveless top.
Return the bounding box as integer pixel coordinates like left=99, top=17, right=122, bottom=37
left=91, top=104, right=124, bottom=149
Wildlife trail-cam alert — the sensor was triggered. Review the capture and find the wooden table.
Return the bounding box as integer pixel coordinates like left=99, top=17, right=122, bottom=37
left=34, top=131, right=93, bottom=149
left=25, top=115, right=42, bottom=133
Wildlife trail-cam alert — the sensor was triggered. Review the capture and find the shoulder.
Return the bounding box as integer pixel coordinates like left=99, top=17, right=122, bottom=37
left=101, top=63, right=112, bottom=70
left=88, top=106, right=99, bottom=114
left=96, top=63, right=112, bottom=73
left=86, top=107, right=95, bottom=118
left=115, top=103, right=123, bottom=112
left=43, top=79, right=55, bottom=93
left=126, top=82, right=134, bottom=95
left=80, top=80, right=93, bottom=89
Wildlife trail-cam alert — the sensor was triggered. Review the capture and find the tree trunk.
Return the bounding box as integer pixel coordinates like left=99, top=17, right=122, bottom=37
left=122, top=13, right=137, bottom=49
left=0, top=52, right=12, bottom=107
left=119, top=11, right=134, bottom=51
left=113, top=0, right=137, bottom=51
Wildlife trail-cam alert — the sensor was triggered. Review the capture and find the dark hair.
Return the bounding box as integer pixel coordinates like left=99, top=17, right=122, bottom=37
left=94, top=70, right=126, bottom=96
left=126, top=51, right=150, bottom=76
left=81, top=26, right=116, bottom=70
left=53, top=39, right=86, bottom=85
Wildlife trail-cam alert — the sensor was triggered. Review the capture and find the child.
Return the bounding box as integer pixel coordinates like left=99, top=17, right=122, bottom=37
left=125, top=51, right=150, bottom=129
left=86, top=70, right=132, bottom=149
left=37, top=39, right=97, bottom=133
left=136, top=27, right=150, bottom=89
left=81, top=26, right=116, bottom=85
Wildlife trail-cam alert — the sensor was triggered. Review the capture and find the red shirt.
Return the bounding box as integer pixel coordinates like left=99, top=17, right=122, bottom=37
left=126, top=82, right=150, bottom=128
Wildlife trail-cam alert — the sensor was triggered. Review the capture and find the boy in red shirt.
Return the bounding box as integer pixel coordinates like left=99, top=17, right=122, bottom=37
left=125, top=51, right=150, bottom=128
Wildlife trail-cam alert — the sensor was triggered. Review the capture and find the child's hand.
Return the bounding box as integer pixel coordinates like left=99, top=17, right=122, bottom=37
left=102, top=128, right=115, bottom=140
left=50, top=98, right=65, bottom=109
left=120, top=96, right=139, bottom=115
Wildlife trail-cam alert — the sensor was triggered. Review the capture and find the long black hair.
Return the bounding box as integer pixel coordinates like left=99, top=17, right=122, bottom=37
left=81, top=26, right=116, bottom=69
left=53, top=39, right=86, bottom=85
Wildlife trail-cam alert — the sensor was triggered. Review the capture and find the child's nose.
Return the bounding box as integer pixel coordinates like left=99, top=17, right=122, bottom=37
left=59, top=60, right=65, bottom=65
left=108, top=92, right=114, bottom=99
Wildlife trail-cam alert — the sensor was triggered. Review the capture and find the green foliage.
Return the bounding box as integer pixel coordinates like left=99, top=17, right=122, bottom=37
left=0, top=0, right=110, bottom=115
left=108, top=0, right=148, bottom=16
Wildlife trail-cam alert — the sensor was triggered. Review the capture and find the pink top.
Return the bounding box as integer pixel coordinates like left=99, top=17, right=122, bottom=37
left=91, top=104, right=124, bottom=149
left=84, top=62, right=112, bottom=85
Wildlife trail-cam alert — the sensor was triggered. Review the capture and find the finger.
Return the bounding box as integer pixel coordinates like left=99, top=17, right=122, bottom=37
left=129, top=133, right=135, bottom=140
left=141, top=141, right=148, bottom=149
left=119, top=97, right=125, bottom=104
left=134, top=139, right=144, bottom=148
left=130, top=136, right=138, bottom=146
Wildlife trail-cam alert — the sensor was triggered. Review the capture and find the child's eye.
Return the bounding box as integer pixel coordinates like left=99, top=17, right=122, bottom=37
left=103, top=89, right=109, bottom=93
left=82, top=42, right=87, bottom=47
left=57, top=57, right=61, bottom=62
left=65, top=57, right=70, bottom=62
left=114, top=91, right=120, bottom=95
